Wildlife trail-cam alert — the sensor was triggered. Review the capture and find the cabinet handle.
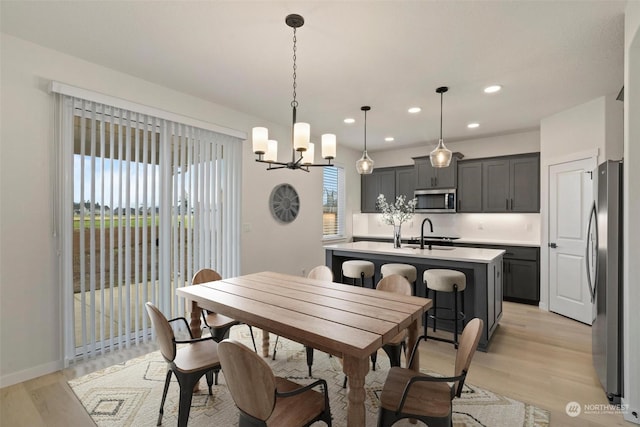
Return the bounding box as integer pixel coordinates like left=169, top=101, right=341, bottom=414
left=431, top=177, right=434, bottom=187
left=510, top=198, right=514, bottom=210
left=435, top=177, right=438, bottom=186
left=506, top=199, right=509, bottom=210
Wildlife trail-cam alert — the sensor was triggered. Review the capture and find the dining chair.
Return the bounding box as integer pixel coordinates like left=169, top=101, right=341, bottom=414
left=377, top=318, right=483, bottom=427
left=272, top=265, right=333, bottom=377
left=340, top=274, right=413, bottom=389
left=218, top=339, right=333, bottom=427
left=371, top=274, right=413, bottom=369
left=191, top=268, right=257, bottom=352
left=145, top=302, right=221, bottom=427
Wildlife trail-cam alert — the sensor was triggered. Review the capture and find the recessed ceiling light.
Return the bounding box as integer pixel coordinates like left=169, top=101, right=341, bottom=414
left=385, top=137, right=395, bottom=142
left=467, top=123, right=480, bottom=129
left=344, top=118, right=355, bottom=124
left=408, top=107, right=421, bottom=114
left=484, top=85, right=502, bottom=94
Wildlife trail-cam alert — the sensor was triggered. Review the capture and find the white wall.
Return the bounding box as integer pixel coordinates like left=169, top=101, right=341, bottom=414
left=623, top=1, right=640, bottom=423
left=0, top=33, right=361, bottom=386
left=369, top=129, right=540, bottom=167
left=539, top=96, right=623, bottom=312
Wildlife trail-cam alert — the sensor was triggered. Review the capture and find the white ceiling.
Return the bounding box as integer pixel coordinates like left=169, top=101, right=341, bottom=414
left=0, top=1, right=626, bottom=152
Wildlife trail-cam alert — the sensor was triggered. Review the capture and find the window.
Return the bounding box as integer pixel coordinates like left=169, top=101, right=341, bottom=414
left=322, top=166, right=345, bottom=239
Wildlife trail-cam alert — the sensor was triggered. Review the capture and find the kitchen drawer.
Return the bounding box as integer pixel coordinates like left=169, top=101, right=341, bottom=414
left=502, top=246, right=538, bottom=261
left=455, top=242, right=538, bottom=261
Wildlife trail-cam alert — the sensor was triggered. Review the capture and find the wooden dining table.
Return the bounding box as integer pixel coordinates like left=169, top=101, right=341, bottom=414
left=176, top=271, right=432, bottom=427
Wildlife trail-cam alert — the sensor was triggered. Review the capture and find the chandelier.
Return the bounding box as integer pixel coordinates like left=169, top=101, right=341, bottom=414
left=429, top=86, right=453, bottom=168
left=252, top=14, right=336, bottom=172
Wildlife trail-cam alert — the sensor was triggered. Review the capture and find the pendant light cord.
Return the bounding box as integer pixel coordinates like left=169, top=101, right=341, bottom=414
left=364, top=109, right=367, bottom=151
left=439, top=90, right=443, bottom=140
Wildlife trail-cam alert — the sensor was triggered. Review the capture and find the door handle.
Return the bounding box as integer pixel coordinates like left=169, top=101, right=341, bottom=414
left=549, top=242, right=557, bottom=248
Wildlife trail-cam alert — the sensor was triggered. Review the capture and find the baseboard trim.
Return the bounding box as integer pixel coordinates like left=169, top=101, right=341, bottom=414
left=0, top=360, right=63, bottom=388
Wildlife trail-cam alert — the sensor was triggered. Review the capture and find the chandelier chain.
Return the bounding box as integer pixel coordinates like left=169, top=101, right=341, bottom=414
left=291, top=27, right=298, bottom=109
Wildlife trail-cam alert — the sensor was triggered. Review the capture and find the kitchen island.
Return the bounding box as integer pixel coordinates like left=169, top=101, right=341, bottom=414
left=324, top=241, right=505, bottom=351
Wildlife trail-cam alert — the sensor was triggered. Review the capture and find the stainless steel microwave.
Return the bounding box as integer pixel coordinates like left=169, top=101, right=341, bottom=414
left=414, top=189, right=456, bottom=213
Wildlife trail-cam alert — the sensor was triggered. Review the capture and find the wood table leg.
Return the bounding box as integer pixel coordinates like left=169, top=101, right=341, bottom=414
left=406, top=316, right=420, bottom=371
left=261, top=329, right=270, bottom=358
left=189, top=300, right=203, bottom=338
left=343, top=355, right=370, bottom=426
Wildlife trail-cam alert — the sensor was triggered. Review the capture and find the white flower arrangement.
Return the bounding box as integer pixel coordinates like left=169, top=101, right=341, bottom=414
left=376, top=194, right=417, bottom=227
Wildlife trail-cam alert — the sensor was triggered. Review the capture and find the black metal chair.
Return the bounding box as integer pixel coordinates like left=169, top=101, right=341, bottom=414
left=192, top=268, right=257, bottom=352
left=377, top=318, right=483, bottom=427
left=218, top=339, right=332, bottom=426
left=145, top=302, right=221, bottom=427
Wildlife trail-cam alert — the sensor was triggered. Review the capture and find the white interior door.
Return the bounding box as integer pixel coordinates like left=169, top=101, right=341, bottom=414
left=549, top=157, right=594, bottom=324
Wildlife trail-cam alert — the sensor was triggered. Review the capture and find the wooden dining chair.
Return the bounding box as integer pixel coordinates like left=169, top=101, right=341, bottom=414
left=191, top=268, right=257, bottom=352
left=372, top=274, right=413, bottom=369
left=340, top=274, right=413, bottom=389
left=145, top=302, right=221, bottom=427
left=272, top=265, right=333, bottom=377
left=377, top=318, right=483, bottom=427
left=218, top=339, right=333, bottom=427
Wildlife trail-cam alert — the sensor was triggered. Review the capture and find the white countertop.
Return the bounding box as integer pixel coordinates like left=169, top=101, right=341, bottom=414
left=352, top=234, right=540, bottom=248
left=324, top=241, right=505, bottom=264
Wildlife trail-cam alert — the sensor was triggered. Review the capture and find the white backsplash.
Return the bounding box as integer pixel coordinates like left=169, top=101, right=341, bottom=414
left=353, top=213, right=541, bottom=244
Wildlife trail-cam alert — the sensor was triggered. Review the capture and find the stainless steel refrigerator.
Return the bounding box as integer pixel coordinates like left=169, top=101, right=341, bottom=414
left=586, top=160, right=623, bottom=404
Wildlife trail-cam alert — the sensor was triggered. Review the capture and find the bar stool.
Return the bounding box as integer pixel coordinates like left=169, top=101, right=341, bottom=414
left=380, top=263, right=417, bottom=296
left=423, top=269, right=466, bottom=347
left=342, top=260, right=375, bottom=287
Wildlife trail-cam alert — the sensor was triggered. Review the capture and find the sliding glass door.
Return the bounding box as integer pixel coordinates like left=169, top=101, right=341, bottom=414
left=56, top=94, right=242, bottom=362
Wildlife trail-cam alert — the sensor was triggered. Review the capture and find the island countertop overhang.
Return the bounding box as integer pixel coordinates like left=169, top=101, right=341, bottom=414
left=324, top=241, right=504, bottom=264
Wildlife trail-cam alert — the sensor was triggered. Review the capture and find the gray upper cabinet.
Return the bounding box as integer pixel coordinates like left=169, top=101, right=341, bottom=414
left=481, top=153, right=540, bottom=213
left=414, top=156, right=457, bottom=189
left=361, top=168, right=397, bottom=213
left=361, top=166, right=416, bottom=212
left=395, top=166, right=416, bottom=201
left=457, top=160, right=483, bottom=212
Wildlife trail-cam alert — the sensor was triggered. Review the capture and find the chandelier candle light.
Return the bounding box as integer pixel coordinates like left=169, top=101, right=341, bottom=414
left=252, top=14, right=336, bottom=172
left=429, top=86, right=453, bottom=168
left=376, top=194, right=418, bottom=249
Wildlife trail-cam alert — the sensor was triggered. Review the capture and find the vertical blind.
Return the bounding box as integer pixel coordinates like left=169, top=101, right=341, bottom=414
left=322, top=166, right=345, bottom=237
left=55, top=91, right=242, bottom=363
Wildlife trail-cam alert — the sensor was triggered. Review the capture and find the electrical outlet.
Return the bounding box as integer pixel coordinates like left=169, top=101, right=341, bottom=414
left=478, top=222, right=484, bottom=230
left=525, top=223, right=532, bottom=231
left=243, top=223, right=252, bottom=232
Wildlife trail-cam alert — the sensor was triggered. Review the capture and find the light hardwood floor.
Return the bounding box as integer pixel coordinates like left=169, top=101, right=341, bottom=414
left=0, top=302, right=630, bottom=426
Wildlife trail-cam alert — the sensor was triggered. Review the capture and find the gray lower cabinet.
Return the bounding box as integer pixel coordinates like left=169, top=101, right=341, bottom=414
left=505, top=258, right=539, bottom=302
left=361, top=166, right=415, bottom=212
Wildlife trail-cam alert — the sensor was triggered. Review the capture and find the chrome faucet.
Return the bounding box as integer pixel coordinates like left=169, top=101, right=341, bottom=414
left=420, top=218, right=434, bottom=250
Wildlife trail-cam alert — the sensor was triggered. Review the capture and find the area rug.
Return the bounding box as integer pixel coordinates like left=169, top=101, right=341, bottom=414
left=69, top=328, right=550, bottom=426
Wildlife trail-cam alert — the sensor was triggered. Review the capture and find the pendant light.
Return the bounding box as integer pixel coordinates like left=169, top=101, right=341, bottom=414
left=356, top=106, right=374, bottom=174
left=251, top=14, right=336, bottom=172
left=429, top=86, right=453, bottom=168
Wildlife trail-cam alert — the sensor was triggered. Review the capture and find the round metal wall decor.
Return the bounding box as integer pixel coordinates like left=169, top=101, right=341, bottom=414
left=269, top=184, right=300, bottom=223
